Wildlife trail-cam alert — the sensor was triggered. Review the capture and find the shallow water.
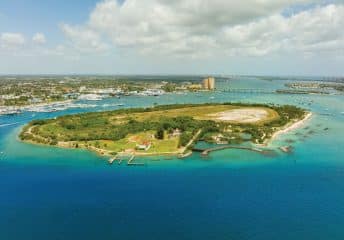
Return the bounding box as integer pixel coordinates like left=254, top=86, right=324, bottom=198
left=1, top=77, right=344, bottom=240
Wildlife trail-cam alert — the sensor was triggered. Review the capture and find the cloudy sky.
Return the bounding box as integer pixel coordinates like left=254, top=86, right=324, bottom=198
left=0, top=0, right=343, bottom=75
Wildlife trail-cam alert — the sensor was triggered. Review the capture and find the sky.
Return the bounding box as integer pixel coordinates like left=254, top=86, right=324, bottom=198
left=0, top=0, right=343, bottom=76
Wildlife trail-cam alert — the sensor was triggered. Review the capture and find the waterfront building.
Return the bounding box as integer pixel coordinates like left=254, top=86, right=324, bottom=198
left=202, top=77, right=215, bottom=90
left=136, top=142, right=151, bottom=151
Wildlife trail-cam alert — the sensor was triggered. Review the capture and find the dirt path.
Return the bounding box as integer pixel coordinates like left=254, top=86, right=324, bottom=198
left=26, top=125, right=48, bottom=142
left=181, top=129, right=202, bottom=152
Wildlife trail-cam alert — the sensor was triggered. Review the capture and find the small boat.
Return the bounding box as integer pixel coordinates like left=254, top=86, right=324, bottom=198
left=279, top=146, right=293, bottom=153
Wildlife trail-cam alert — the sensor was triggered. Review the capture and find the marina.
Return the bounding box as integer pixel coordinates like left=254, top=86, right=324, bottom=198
left=0, top=101, right=100, bottom=115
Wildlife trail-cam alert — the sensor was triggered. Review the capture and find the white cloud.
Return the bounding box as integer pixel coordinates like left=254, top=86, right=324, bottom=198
left=59, top=0, right=343, bottom=58
left=32, top=33, right=46, bottom=44
left=0, top=32, right=26, bottom=49
left=222, top=4, right=344, bottom=56
left=60, top=23, right=109, bottom=53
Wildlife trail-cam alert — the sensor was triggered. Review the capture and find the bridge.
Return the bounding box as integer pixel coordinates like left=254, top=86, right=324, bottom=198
left=222, top=88, right=275, bottom=94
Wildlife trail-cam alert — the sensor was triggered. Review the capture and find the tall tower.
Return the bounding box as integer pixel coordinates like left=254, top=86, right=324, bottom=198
left=203, top=78, right=209, bottom=89
left=202, top=77, right=215, bottom=90
left=208, top=77, right=215, bottom=90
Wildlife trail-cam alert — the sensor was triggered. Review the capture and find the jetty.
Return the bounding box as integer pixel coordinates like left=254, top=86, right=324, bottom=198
left=193, top=145, right=271, bottom=156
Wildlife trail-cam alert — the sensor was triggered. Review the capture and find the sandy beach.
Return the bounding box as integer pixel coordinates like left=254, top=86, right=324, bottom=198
left=266, top=112, right=313, bottom=146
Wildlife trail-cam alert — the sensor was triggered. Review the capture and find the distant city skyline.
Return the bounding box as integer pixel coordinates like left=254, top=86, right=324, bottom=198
left=0, top=0, right=343, bottom=76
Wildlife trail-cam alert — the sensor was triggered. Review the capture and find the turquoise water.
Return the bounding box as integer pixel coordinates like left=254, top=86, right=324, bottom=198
left=1, top=77, right=344, bottom=240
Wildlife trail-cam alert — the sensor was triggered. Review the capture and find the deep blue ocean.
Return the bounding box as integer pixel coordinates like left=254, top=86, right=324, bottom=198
left=1, top=77, right=344, bottom=240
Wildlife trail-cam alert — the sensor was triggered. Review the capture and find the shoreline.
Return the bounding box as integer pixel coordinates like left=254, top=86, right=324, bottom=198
left=25, top=139, right=185, bottom=158
left=20, top=112, right=313, bottom=159
left=258, top=112, right=312, bottom=147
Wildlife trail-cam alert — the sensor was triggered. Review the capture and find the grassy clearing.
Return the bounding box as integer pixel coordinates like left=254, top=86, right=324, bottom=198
left=85, top=131, right=179, bottom=154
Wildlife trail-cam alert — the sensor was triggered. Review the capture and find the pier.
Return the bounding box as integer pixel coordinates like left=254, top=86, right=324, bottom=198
left=127, top=155, right=145, bottom=166
left=107, top=155, right=124, bottom=165
left=178, top=151, right=193, bottom=159
left=108, top=154, right=144, bottom=166
left=108, top=156, right=117, bottom=164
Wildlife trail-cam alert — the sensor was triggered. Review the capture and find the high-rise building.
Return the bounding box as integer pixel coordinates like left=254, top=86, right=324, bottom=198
left=202, top=77, right=215, bottom=90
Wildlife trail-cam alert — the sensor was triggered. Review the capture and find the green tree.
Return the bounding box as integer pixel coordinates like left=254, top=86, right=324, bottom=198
left=155, top=127, right=164, bottom=140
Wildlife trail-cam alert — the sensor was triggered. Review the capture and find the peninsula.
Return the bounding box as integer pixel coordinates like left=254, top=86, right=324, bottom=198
left=19, top=103, right=308, bottom=158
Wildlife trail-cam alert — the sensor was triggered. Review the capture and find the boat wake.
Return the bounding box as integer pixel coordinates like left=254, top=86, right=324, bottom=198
left=0, top=122, right=20, bottom=127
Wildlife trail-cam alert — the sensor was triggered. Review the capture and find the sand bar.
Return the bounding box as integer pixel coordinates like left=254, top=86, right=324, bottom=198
left=209, top=108, right=269, bottom=123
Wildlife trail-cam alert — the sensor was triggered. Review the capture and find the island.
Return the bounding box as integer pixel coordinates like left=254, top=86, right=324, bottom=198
left=19, top=103, right=309, bottom=161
